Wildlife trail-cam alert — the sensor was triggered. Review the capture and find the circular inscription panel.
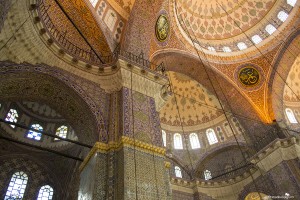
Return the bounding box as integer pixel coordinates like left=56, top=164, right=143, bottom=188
left=155, top=15, right=169, bottom=42
left=238, top=66, right=260, bottom=87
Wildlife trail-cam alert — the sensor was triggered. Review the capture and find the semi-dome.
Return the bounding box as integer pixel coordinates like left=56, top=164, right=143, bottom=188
left=160, top=71, right=225, bottom=132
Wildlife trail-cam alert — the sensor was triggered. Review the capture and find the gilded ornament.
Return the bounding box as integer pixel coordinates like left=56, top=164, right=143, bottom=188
left=155, top=15, right=169, bottom=42
left=238, top=66, right=260, bottom=87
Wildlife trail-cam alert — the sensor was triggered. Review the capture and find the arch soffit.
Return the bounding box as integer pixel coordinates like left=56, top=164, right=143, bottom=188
left=151, top=50, right=265, bottom=121
left=194, top=142, right=248, bottom=172
left=270, top=29, right=300, bottom=122
left=151, top=50, right=232, bottom=93
left=0, top=61, right=106, bottom=144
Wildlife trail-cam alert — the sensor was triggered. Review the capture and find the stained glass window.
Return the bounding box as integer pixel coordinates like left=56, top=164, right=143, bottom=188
left=5, top=109, right=19, bottom=128
left=206, top=129, right=218, bottom=145
left=27, top=124, right=43, bottom=141
left=162, top=130, right=166, bottom=147
left=287, top=0, right=297, bottom=7
left=265, top=24, right=276, bottom=35
left=208, top=46, right=216, bottom=51
left=278, top=11, right=289, bottom=22
left=286, top=108, right=298, bottom=123
left=237, top=42, right=247, bottom=50
left=37, top=185, right=54, bottom=200
left=89, top=0, right=98, bottom=7
left=54, top=125, right=68, bottom=141
left=174, top=133, right=183, bottom=149
left=204, top=170, right=212, bottom=180
left=4, top=171, right=28, bottom=200
left=251, top=35, right=263, bottom=44
left=189, top=133, right=200, bottom=149
left=222, top=46, right=232, bottom=52
left=174, top=166, right=182, bottom=178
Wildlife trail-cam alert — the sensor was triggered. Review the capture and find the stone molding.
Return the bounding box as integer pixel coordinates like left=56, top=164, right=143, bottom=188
left=117, top=59, right=170, bottom=111
left=80, top=136, right=167, bottom=172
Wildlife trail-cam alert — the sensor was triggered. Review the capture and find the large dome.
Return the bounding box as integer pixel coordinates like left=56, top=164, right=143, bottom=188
left=171, top=0, right=298, bottom=54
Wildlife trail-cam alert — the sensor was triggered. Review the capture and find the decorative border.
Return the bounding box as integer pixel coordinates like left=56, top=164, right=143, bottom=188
left=79, top=136, right=166, bottom=171
left=235, top=63, right=265, bottom=91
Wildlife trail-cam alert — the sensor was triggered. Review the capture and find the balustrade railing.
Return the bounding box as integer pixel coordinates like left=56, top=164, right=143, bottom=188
left=38, top=0, right=110, bottom=65
left=37, top=0, right=166, bottom=74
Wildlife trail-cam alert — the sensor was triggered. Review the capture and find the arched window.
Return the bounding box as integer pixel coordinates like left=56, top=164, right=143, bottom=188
left=287, top=0, right=297, bottom=7
left=208, top=46, right=216, bottom=51
left=189, top=133, right=200, bottom=149
left=204, top=170, right=212, bottom=180
left=5, top=109, right=19, bottom=128
left=105, top=10, right=117, bottom=31
left=206, top=129, right=218, bottom=145
left=89, top=0, right=98, bottom=7
left=237, top=42, right=247, bottom=50
left=265, top=24, right=276, bottom=35
left=222, top=46, right=232, bottom=52
left=4, top=171, right=28, bottom=199
left=37, top=185, right=54, bottom=200
left=162, top=130, right=167, bottom=147
left=174, top=133, right=183, bottom=149
left=27, top=124, right=43, bottom=141
left=251, top=35, right=262, bottom=44
left=174, top=166, right=182, bottom=178
left=278, top=11, right=289, bottom=22
left=286, top=108, right=298, bottom=123
left=54, top=125, right=68, bottom=141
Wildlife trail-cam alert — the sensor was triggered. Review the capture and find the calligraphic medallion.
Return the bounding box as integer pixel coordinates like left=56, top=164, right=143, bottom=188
left=155, top=15, right=169, bottom=42
left=238, top=66, right=260, bottom=87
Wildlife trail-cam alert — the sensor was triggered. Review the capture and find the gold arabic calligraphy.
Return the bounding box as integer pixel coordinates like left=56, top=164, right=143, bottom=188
left=155, top=15, right=169, bottom=42
left=239, top=67, right=260, bottom=86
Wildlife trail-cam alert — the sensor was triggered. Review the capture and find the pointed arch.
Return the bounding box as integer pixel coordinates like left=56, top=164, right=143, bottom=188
left=174, top=133, right=183, bottom=149
left=0, top=61, right=105, bottom=144
left=270, top=29, right=300, bottom=128
left=206, top=129, right=218, bottom=145
left=189, top=133, right=200, bottom=149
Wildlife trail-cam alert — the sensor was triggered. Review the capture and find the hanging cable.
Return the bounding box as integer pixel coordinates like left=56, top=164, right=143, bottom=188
left=0, top=119, right=93, bottom=148
left=214, top=0, right=300, bottom=103
left=173, top=2, right=266, bottom=196
left=165, top=70, right=196, bottom=178
left=0, top=134, right=83, bottom=161
left=129, top=67, right=139, bottom=200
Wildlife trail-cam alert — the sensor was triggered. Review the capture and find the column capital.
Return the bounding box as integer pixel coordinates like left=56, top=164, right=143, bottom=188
left=80, top=136, right=167, bottom=171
